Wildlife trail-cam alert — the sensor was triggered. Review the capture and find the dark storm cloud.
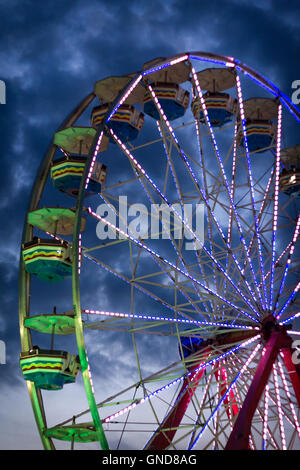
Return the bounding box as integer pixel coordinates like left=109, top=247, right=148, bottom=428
left=0, top=0, right=299, bottom=449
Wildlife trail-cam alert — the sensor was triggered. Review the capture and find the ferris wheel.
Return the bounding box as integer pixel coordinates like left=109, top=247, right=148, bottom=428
left=19, top=52, right=300, bottom=450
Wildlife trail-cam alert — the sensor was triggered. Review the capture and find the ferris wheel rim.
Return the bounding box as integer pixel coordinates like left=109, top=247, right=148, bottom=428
left=19, top=51, right=300, bottom=450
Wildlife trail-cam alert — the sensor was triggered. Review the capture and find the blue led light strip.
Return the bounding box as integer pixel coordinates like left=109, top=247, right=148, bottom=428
left=279, top=311, right=300, bottom=325
left=191, top=66, right=263, bottom=309
left=235, top=75, right=268, bottom=310
left=156, top=120, right=214, bottom=315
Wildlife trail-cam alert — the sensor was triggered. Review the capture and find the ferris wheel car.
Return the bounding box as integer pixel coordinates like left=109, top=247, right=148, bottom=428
left=91, top=103, right=144, bottom=142
left=51, top=155, right=107, bottom=197
left=237, top=98, right=278, bottom=153
left=22, top=237, right=72, bottom=282
left=192, top=67, right=237, bottom=127
left=20, top=347, right=80, bottom=390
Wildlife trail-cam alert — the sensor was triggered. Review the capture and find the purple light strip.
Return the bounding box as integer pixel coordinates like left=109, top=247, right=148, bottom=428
left=227, top=123, right=238, bottom=248
left=270, top=104, right=283, bottom=310
left=231, top=355, right=276, bottom=450
left=59, top=147, right=69, bottom=158
left=188, top=366, right=216, bottom=450
left=156, top=120, right=213, bottom=314
left=236, top=75, right=268, bottom=310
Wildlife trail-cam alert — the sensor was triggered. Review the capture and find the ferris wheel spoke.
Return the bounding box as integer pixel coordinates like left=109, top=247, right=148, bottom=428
left=83, top=251, right=193, bottom=317
left=276, top=280, right=300, bottom=320
left=272, top=363, right=287, bottom=449
left=277, top=359, right=300, bottom=439
left=106, top=129, right=219, bottom=318
left=20, top=52, right=299, bottom=451
left=187, top=364, right=217, bottom=449
left=82, top=311, right=257, bottom=339
left=126, top=163, right=214, bottom=317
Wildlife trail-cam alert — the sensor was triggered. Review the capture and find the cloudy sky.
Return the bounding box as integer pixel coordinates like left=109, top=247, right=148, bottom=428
left=0, top=0, right=300, bottom=450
